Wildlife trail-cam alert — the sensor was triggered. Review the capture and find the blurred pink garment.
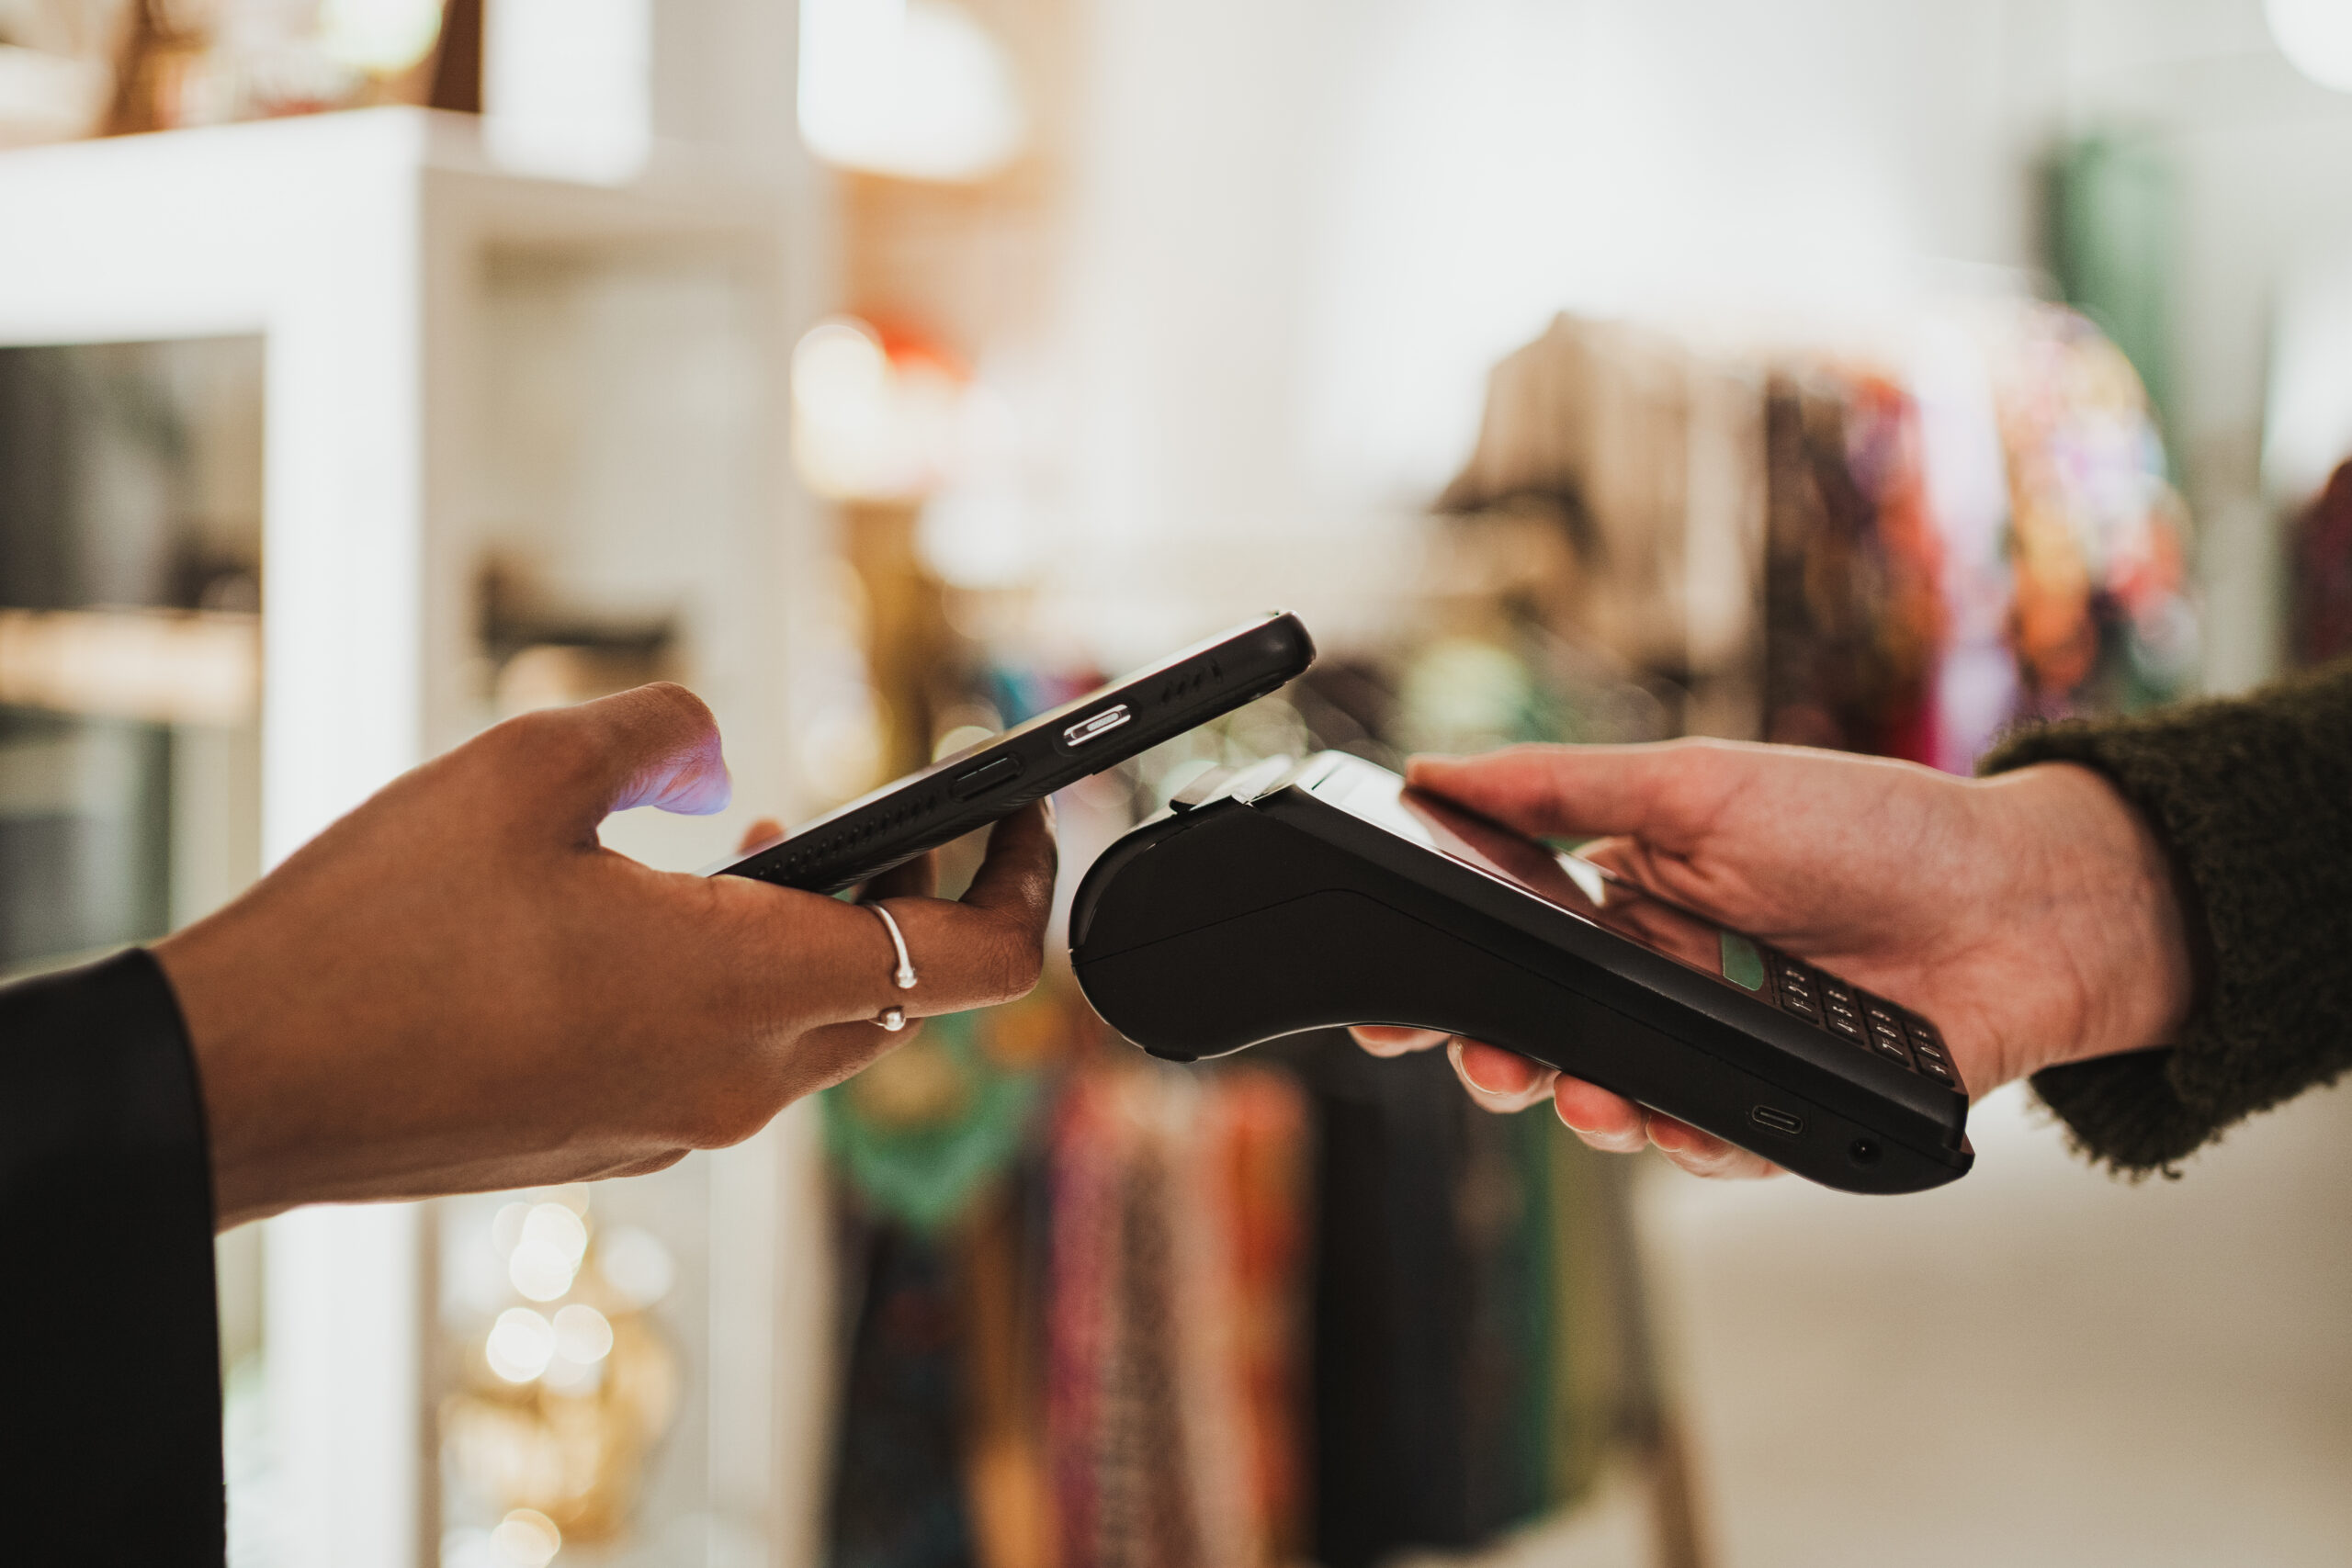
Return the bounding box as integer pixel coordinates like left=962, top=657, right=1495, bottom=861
left=1046, top=1068, right=1310, bottom=1568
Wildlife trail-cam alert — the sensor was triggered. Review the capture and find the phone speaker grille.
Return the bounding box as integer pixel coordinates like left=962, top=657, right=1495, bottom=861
left=1156, top=657, right=1224, bottom=707
left=766, top=791, right=944, bottom=879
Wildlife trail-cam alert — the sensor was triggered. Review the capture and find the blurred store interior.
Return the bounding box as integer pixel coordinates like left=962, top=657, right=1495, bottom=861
left=3, top=0, right=2351, bottom=1565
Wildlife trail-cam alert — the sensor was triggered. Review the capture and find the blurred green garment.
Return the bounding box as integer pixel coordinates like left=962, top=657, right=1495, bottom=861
left=822, top=1010, right=1043, bottom=1234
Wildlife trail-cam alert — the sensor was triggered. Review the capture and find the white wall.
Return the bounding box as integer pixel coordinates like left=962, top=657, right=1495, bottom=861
left=1035, top=0, right=2352, bottom=686
left=1035, top=0, right=2055, bottom=660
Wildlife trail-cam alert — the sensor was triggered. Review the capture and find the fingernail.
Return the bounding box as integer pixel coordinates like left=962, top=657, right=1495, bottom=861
left=1449, top=1040, right=1507, bottom=1096
left=1555, top=1095, right=1611, bottom=1137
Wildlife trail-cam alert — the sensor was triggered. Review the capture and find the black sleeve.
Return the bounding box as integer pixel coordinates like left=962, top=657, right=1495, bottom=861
left=1981, top=659, right=2352, bottom=1175
left=0, top=948, right=225, bottom=1563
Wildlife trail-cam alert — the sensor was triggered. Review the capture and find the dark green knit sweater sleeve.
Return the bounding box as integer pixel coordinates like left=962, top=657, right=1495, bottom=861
left=1979, top=658, right=2352, bottom=1174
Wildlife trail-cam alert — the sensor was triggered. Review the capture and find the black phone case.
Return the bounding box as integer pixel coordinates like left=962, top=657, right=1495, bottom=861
left=1069, top=753, right=1973, bottom=1195
left=717, top=612, right=1317, bottom=894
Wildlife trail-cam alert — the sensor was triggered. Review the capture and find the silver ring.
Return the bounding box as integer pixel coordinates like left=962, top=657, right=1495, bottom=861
left=867, top=902, right=916, bottom=1030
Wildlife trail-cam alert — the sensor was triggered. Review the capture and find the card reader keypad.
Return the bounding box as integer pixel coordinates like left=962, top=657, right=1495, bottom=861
left=1766, top=953, right=1958, bottom=1089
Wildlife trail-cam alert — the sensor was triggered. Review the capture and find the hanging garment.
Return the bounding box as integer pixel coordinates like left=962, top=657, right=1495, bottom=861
left=1045, top=1066, right=1311, bottom=1568
left=827, top=1219, right=978, bottom=1568
left=1435, top=313, right=1769, bottom=739
left=1299, top=1036, right=1476, bottom=1568
left=960, top=1160, right=1059, bottom=1568
left=1988, top=305, right=2195, bottom=716
left=1908, top=316, right=2020, bottom=773
left=823, top=987, right=1077, bottom=1235
left=1760, top=373, right=1939, bottom=759
left=1444, top=304, right=2194, bottom=771
left=2290, top=457, right=2352, bottom=668
left=1212, top=1070, right=1313, bottom=1565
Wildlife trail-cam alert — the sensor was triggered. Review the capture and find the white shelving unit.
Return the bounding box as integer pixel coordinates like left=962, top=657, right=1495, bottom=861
left=0, top=108, right=836, bottom=1568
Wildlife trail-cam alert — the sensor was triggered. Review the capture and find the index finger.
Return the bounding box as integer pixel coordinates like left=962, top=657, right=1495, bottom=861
left=1406, top=740, right=1734, bottom=848
left=952, top=798, right=1057, bottom=925
left=823, top=801, right=1057, bottom=1024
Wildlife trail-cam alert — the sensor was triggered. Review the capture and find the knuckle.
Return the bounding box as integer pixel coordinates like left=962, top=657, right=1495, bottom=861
left=508, top=706, right=607, bottom=784
left=984, top=927, right=1043, bottom=1003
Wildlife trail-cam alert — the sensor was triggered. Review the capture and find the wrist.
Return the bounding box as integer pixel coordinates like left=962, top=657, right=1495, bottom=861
left=153, top=912, right=286, bottom=1229
left=1990, top=761, right=2196, bottom=1073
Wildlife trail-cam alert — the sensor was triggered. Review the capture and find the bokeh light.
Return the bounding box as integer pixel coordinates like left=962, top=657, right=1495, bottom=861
left=595, top=1226, right=675, bottom=1310
left=317, top=0, right=446, bottom=73
left=506, top=1202, right=588, bottom=1303
left=552, top=1303, right=615, bottom=1365
left=798, top=0, right=1026, bottom=182
left=485, top=1308, right=556, bottom=1383
left=792, top=319, right=904, bottom=500
left=490, top=1508, right=562, bottom=1567
left=490, top=1201, right=531, bottom=1258
left=2268, top=0, right=2352, bottom=93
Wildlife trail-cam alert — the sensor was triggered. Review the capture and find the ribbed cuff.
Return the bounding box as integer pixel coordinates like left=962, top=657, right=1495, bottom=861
left=1980, top=659, right=2352, bottom=1174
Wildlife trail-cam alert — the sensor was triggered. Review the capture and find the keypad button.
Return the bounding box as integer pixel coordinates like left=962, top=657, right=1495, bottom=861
left=1915, top=1056, right=1956, bottom=1084
left=1779, top=990, right=1822, bottom=1023
left=1810, top=968, right=1889, bottom=1048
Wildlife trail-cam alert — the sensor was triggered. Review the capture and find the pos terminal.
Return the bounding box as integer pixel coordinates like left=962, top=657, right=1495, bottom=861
left=1069, top=752, right=1973, bottom=1195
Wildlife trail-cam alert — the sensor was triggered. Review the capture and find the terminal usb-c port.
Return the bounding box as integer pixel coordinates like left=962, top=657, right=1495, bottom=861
left=1063, top=705, right=1131, bottom=747
left=1749, top=1105, right=1804, bottom=1137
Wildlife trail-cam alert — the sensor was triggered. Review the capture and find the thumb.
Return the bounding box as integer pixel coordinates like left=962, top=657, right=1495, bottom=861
left=1406, top=740, right=1728, bottom=848
left=516, top=682, right=732, bottom=839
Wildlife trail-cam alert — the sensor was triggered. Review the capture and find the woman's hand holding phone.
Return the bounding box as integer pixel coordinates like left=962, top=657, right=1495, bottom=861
left=1354, top=739, right=2194, bottom=1179
left=156, top=683, right=1057, bottom=1229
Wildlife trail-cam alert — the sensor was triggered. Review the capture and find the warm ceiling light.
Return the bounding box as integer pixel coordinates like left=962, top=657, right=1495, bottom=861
left=2267, top=0, right=2352, bottom=93
left=798, top=0, right=1025, bottom=182
left=318, top=0, right=446, bottom=74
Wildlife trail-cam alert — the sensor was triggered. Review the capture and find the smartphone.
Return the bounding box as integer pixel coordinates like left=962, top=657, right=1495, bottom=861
left=712, top=612, right=1317, bottom=894
left=1071, top=751, right=1972, bottom=1194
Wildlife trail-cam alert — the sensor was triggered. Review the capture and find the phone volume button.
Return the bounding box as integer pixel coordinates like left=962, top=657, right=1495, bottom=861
left=951, top=755, right=1023, bottom=799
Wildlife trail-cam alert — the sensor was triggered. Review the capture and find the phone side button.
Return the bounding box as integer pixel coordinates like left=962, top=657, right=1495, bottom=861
left=950, top=754, right=1023, bottom=799
left=1063, top=705, right=1132, bottom=747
